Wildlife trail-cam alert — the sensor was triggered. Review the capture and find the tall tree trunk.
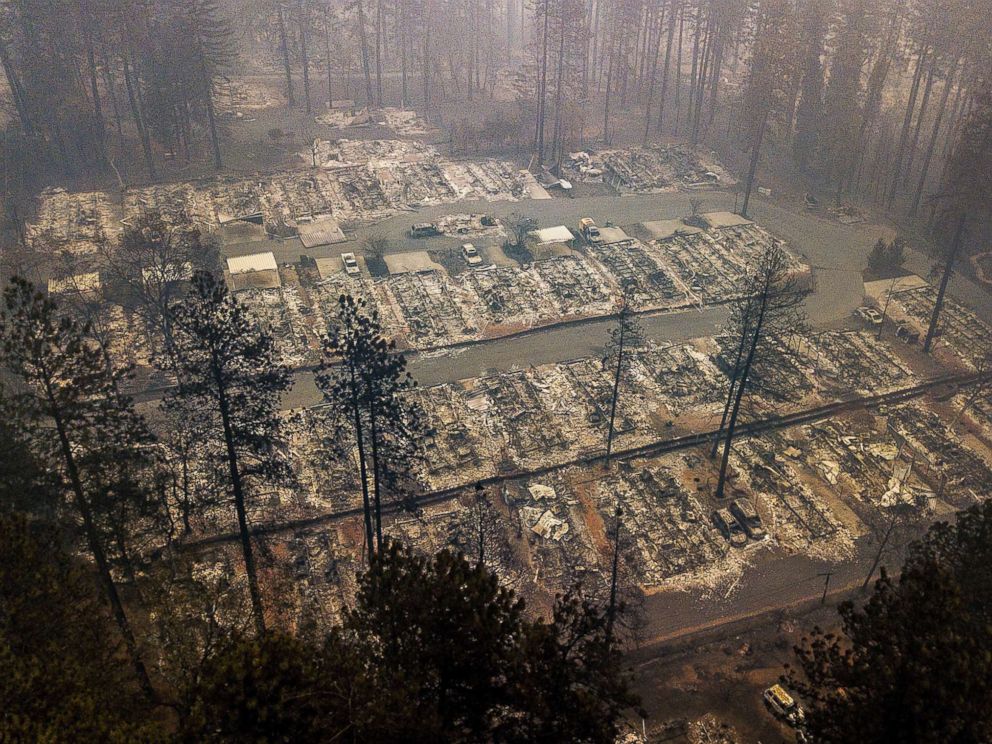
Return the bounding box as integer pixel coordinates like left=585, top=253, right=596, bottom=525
left=705, top=23, right=725, bottom=131
left=0, top=39, right=32, bottom=135
left=605, top=504, right=622, bottom=643
left=690, top=14, right=712, bottom=145
left=536, top=0, right=551, bottom=162
left=903, top=58, right=936, bottom=187
left=716, top=273, right=771, bottom=499
left=605, top=308, right=625, bottom=463
left=741, top=111, right=767, bottom=218
left=350, top=367, right=375, bottom=562
left=48, top=404, right=154, bottom=700
left=686, top=2, right=701, bottom=134
left=672, top=3, right=684, bottom=135
left=356, top=0, right=375, bottom=106
left=551, top=4, right=568, bottom=172
left=924, top=214, right=966, bottom=353
left=911, top=59, right=958, bottom=216
left=886, top=45, right=928, bottom=208
left=711, top=307, right=754, bottom=458
left=324, top=8, right=334, bottom=107
left=276, top=2, right=296, bottom=105
left=203, top=78, right=223, bottom=169
left=85, top=31, right=106, bottom=161
left=121, top=52, right=156, bottom=180
left=400, top=0, right=408, bottom=106
left=214, top=367, right=266, bottom=634
left=642, top=1, right=665, bottom=143
left=375, top=0, right=383, bottom=105
left=422, top=2, right=432, bottom=118
left=368, top=396, right=383, bottom=552
left=656, top=0, right=677, bottom=133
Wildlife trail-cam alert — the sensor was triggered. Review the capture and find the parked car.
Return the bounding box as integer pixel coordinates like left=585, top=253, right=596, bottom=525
left=729, top=498, right=767, bottom=540
left=711, top=508, right=748, bottom=547
left=763, top=684, right=806, bottom=727
left=462, top=243, right=483, bottom=266
left=341, top=252, right=360, bottom=275
left=856, top=306, right=883, bottom=325
left=410, top=222, right=440, bottom=238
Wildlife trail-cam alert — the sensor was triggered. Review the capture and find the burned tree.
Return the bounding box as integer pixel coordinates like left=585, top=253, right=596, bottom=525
left=161, top=271, right=290, bottom=634
left=739, top=0, right=799, bottom=217
left=925, top=73, right=992, bottom=353
left=711, top=244, right=809, bottom=499
left=316, top=294, right=425, bottom=562
left=603, top=298, right=644, bottom=464
left=100, top=211, right=219, bottom=364
left=0, top=277, right=159, bottom=697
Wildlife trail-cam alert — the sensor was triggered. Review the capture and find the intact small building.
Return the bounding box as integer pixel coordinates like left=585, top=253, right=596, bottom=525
left=226, top=251, right=280, bottom=291
left=531, top=225, right=575, bottom=245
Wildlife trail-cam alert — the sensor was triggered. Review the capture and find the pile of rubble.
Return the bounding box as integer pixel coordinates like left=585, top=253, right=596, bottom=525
left=811, top=330, right=915, bottom=395
left=887, top=404, right=992, bottom=507
left=888, top=285, right=991, bottom=368
left=647, top=222, right=806, bottom=305
left=314, top=107, right=435, bottom=136
left=28, top=145, right=532, bottom=257
left=730, top=433, right=851, bottom=559
left=567, top=145, right=730, bottom=193
left=28, top=188, right=119, bottom=255
left=434, top=213, right=505, bottom=239
left=214, top=77, right=284, bottom=114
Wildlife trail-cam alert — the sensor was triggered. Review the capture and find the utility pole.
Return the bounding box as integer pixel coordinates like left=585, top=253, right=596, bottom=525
left=818, top=571, right=834, bottom=605
left=863, top=511, right=898, bottom=591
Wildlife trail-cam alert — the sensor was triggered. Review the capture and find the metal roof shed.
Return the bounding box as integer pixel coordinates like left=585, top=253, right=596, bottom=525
left=532, top=225, right=574, bottom=244
left=227, top=252, right=278, bottom=275
left=226, top=252, right=281, bottom=291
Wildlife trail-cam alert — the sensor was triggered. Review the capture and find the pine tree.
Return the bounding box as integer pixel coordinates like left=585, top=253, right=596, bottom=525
left=0, top=512, right=160, bottom=739
left=161, top=271, right=290, bottom=634
left=788, top=500, right=992, bottom=742
left=0, top=277, right=158, bottom=697
left=316, top=294, right=425, bottom=562
left=711, top=246, right=809, bottom=498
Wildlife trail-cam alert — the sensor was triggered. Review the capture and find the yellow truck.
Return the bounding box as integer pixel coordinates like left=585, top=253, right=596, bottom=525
left=578, top=217, right=602, bottom=243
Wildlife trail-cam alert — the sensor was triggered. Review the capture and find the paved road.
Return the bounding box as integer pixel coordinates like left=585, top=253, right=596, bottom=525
left=284, top=304, right=727, bottom=408
left=636, top=539, right=879, bottom=646
left=263, top=188, right=884, bottom=407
